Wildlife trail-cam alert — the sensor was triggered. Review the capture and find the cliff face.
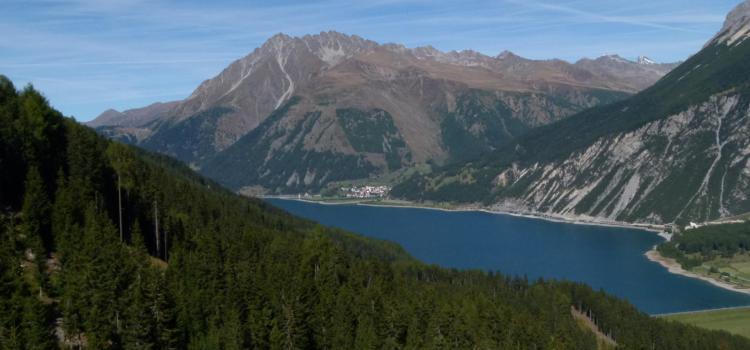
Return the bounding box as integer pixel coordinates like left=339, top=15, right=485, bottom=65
left=488, top=94, right=750, bottom=224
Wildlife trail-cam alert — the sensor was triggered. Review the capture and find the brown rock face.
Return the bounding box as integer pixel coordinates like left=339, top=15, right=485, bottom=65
left=89, top=31, right=677, bottom=193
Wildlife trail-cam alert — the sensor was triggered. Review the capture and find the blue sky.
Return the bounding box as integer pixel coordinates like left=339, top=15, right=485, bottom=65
left=0, top=0, right=742, bottom=121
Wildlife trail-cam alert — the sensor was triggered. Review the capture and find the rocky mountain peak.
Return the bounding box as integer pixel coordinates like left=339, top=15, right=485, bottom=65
left=598, top=54, right=631, bottom=64
left=411, top=45, right=442, bottom=59
left=496, top=50, right=517, bottom=60
left=709, top=0, right=750, bottom=46
left=301, top=31, right=379, bottom=65
left=447, top=49, right=485, bottom=60
left=88, top=109, right=123, bottom=128
left=256, top=31, right=377, bottom=66
left=382, top=43, right=410, bottom=53
left=423, top=49, right=493, bottom=68
left=184, top=31, right=378, bottom=110
left=266, top=32, right=292, bottom=45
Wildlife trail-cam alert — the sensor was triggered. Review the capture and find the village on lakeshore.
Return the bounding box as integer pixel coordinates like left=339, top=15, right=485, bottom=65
left=340, top=185, right=391, bottom=199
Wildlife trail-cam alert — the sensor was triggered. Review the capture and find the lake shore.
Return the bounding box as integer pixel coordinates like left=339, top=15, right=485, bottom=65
left=262, top=195, right=666, bottom=235
left=654, top=304, right=750, bottom=317
left=645, top=248, right=750, bottom=296
left=266, top=195, right=750, bottom=312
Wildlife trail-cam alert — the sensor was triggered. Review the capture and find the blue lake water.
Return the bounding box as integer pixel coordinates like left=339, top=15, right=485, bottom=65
left=267, top=198, right=750, bottom=314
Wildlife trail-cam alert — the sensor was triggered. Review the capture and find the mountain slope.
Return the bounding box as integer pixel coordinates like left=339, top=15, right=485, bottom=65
left=6, top=77, right=750, bottom=348
left=392, top=1, right=750, bottom=224
left=95, top=32, right=379, bottom=162
left=202, top=68, right=629, bottom=193
left=89, top=31, right=676, bottom=193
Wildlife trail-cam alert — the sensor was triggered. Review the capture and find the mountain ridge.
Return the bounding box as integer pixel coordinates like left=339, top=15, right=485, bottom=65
left=708, top=0, right=750, bottom=46
left=90, top=31, right=677, bottom=194
left=391, top=0, right=750, bottom=224
left=92, top=31, right=676, bottom=128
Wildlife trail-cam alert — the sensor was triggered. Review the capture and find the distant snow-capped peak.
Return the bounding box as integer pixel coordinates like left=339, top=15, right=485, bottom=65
left=637, top=56, right=656, bottom=65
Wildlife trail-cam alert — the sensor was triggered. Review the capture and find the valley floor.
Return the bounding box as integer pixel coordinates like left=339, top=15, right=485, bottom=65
left=659, top=306, right=750, bottom=339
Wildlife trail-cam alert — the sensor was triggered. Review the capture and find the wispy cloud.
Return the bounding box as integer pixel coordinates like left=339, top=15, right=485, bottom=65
left=0, top=58, right=240, bottom=69
left=504, top=0, right=722, bottom=33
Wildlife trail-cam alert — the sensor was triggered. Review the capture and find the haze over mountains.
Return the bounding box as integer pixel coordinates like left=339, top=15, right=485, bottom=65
left=90, top=32, right=676, bottom=194
left=394, top=1, right=750, bottom=224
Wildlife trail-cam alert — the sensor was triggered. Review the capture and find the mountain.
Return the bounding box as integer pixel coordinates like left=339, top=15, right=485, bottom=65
left=88, top=101, right=179, bottom=143
left=392, top=0, right=750, bottom=225
left=90, top=31, right=676, bottom=194
left=6, top=76, right=750, bottom=348
left=96, top=32, right=378, bottom=157
left=575, top=55, right=678, bottom=94
left=637, top=56, right=657, bottom=65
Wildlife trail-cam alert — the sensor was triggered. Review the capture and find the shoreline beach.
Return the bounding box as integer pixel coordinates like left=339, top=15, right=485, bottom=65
left=645, top=248, right=750, bottom=296
left=262, top=196, right=666, bottom=234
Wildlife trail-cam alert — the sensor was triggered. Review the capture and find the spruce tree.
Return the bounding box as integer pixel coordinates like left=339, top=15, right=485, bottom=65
left=21, top=166, right=50, bottom=258
left=122, top=223, right=155, bottom=350
left=79, top=206, right=123, bottom=348
left=21, top=296, right=55, bottom=350
left=122, top=270, right=155, bottom=350
left=153, top=275, right=179, bottom=350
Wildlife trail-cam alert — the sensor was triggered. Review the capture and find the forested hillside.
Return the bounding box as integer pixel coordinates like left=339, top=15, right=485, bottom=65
left=2, top=76, right=749, bottom=349
left=660, top=222, right=750, bottom=266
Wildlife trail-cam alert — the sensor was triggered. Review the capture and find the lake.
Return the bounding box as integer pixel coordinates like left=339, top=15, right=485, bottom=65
left=266, top=198, right=750, bottom=314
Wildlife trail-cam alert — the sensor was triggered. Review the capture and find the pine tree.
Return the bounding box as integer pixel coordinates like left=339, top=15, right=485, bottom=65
left=106, top=143, right=135, bottom=243
left=153, top=276, right=179, bottom=350
left=222, top=306, right=245, bottom=350
left=122, top=270, right=155, bottom=350
left=0, top=77, right=22, bottom=209
left=0, top=216, right=21, bottom=348
left=21, top=296, right=55, bottom=350
left=122, top=223, right=155, bottom=349
left=129, top=220, right=148, bottom=256
left=21, top=166, right=50, bottom=258
left=354, top=315, right=380, bottom=350
left=17, top=86, right=62, bottom=174
left=79, top=206, right=125, bottom=348
left=51, top=170, right=79, bottom=260
left=269, top=319, right=284, bottom=350
left=246, top=301, right=273, bottom=350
